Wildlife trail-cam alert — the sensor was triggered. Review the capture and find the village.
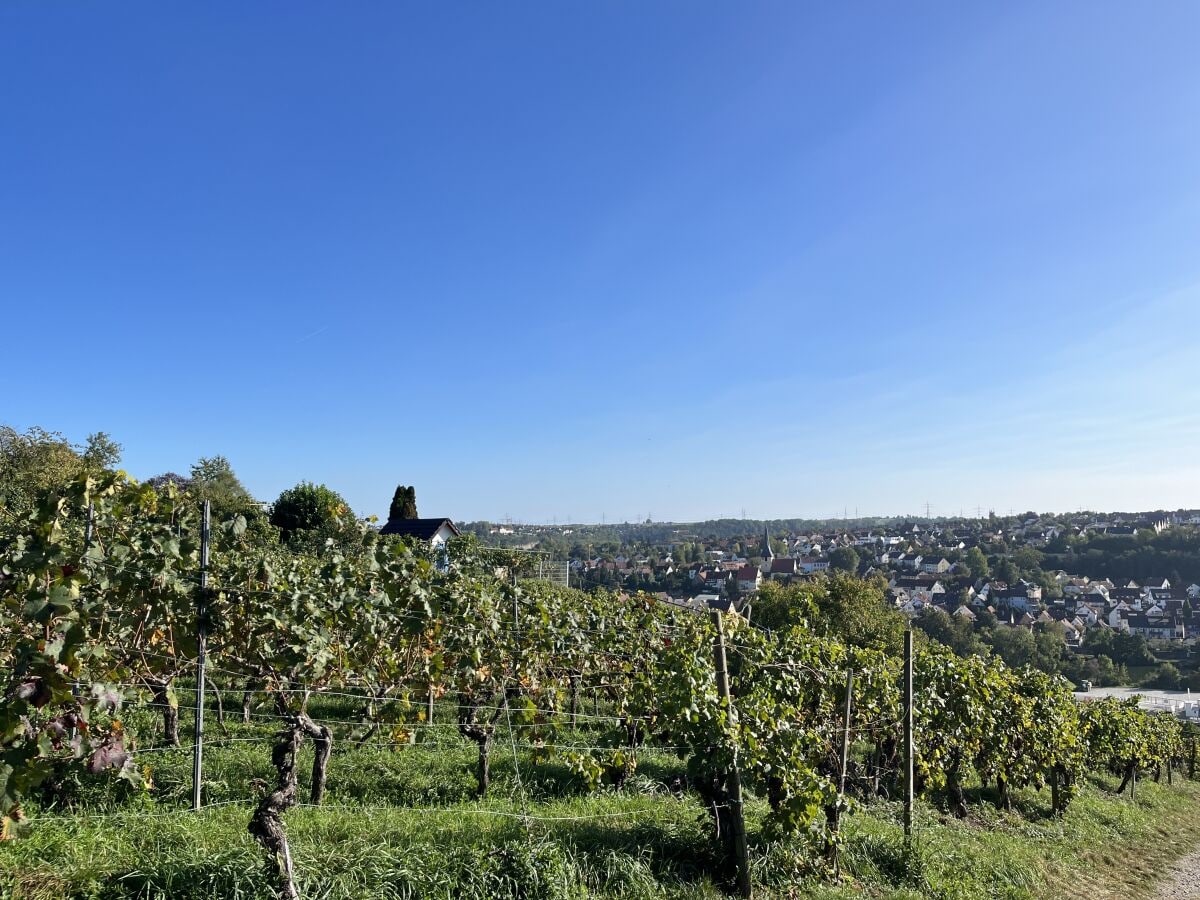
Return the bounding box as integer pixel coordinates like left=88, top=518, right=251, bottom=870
left=553, top=511, right=1200, bottom=653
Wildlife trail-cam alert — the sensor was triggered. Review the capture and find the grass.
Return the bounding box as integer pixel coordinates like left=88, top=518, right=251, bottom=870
left=4, top=697, right=1200, bottom=898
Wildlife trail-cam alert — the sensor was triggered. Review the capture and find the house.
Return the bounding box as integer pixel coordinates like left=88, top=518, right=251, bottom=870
left=990, top=580, right=1041, bottom=612
left=920, top=557, right=950, bottom=575
left=799, top=556, right=830, bottom=574
left=735, top=565, right=762, bottom=594
left=380, top=517, right=460, bottom=548
left=892, top=575, right=945, bottom=595
left=1125, top=614, right=1182, bottom=640
left=768, top=557, right=800, bottom=580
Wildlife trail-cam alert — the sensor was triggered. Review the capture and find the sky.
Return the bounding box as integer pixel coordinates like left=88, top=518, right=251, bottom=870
left=3, top=2, right=1200, bottom=524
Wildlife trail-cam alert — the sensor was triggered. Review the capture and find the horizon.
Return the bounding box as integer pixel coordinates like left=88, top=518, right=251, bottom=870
left=4, top=2, right=1199, bottom=523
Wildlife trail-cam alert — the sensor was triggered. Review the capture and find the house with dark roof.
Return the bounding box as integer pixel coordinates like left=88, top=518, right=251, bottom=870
left=735, top=564, right=762, bottom=593
left=379, top=517, right=460, bottom=548
left=768, top=557, right=800, bottom=580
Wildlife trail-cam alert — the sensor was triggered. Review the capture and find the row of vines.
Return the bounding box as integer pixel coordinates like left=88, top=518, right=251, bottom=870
left=0, top=474, right=1193, bottom=897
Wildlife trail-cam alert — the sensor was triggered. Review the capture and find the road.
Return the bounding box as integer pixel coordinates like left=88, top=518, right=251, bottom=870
left=1156, top=851, right=1200, bottom=899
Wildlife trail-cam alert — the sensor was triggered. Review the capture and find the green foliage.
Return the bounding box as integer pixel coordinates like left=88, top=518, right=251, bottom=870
left=995, top=558, right=1019, bottom=584
left=388, top=484, right=418, bottom=521
left=188, top=455, right=259, bottom=524
left=269, top=481, right=353, bottom=542
left=963, top=546, right=989, bottom=580
left=0, top=425, right=121, bottom=515
left=1, top=486, right=1196, bottom=895
left=1047, top=525, right=1200, bottom=586
left=828, top=547, right=860, bottom=573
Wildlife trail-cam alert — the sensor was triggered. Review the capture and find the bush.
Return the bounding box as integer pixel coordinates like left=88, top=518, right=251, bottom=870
left=270, top=481, right=353, bottom=541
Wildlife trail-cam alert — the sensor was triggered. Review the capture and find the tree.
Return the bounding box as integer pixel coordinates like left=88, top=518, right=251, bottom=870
left=81, top=431, right=122, bottom=471
left=1012, top=545, right=1044, bottom=573
left=270, top=482, right=353, bottom=542
left=813, top=572, right=907, bottom=654
left=1154, top=662, right=1183, bottom=690
left=388, top=485, right=418, bottom=521
left=144, top=472, right=193, bottom=493
left=190, top=455, right=256, bottom=521
left=828, top=546, right=860, bottom=573
left=0, top=425, right=109, bottom=514
left=964, top=546, right=990, bottom=580
left=990, top=626, right=1036, bottom=668
left=995, top=557, right=1019, bottom=584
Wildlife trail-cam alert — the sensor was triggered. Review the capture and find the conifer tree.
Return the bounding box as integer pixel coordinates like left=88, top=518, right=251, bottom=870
left=388, top=485, right=418, bottom=521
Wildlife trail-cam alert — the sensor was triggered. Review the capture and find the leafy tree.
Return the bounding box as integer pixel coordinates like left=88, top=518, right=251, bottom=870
left=914, top=607, right=987, bottom=658
left=990, top=626, right=1036, bottom=668
left=813, top=572, right=907, bottom=654
left=995, top=557, right=1019, bottom=584
left=81, top=432, right=122, bottom=471
left=828, top=546, right=860, bottom=573
left=753, top=580, right=817, bottom=631
left=388, top=484, right=418, bottom=521
left=189, top=455, right=257, bottom=522
left=1109, top=632, right=1156, bottom=667
left=0, top=425, right=120, bottom=514
left=1012, top=545, right=1044, bottom=573
left=1154, top=662, right=1183, bottom=690
left=144, top=472, right=193, bottom=493
left=270, top=482, right=353, bottom=543
left=964, top=546, right=989, bottom=580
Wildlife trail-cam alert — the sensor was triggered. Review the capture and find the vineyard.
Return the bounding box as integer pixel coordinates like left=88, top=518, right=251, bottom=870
left=2, top=473, right=1198, bottom=899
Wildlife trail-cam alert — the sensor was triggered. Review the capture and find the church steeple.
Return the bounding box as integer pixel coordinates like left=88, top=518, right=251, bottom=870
left=763, top=525, right=774, bottom=560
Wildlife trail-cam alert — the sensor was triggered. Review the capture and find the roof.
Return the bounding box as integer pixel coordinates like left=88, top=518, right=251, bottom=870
left=379, top=517, right=461, bottom=540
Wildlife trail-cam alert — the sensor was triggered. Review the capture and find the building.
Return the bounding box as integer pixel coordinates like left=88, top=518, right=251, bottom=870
left=379, top=517, right=461, bottom=548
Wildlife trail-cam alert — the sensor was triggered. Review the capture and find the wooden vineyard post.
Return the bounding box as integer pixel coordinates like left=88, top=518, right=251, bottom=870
left=711, top=609, right=752, bottom=899
left=840, top=669, right=854, bottom=799
left=902, top=622, right=914, bottom=840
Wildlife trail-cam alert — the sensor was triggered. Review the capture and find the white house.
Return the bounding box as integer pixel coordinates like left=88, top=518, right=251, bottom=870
left=380, top=517, right=461, bottom=549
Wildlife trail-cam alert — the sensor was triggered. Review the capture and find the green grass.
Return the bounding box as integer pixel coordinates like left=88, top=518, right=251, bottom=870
left=1, top=795, right=722, bottom=900
left=6, top=698, right=1200, bottom=898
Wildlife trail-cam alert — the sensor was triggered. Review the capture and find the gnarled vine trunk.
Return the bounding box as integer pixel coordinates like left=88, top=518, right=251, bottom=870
left=458, top=688, right=508, bottom=798
left=695, top=770, right=740, bottom=885
left=248, top=713, right=328, bottom=900
left=211, top=678, right=228, bottom=737
left=946, top=757, right=968, bottom=818
left=147, top=678, right=179, bottom=747
left=1117, top=761, right=1137, bottom=795
left=995, top=771, right=1012, bottom=811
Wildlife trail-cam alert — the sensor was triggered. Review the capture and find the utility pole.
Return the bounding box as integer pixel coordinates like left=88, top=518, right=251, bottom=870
left=192, top=499, right=210, bottom=811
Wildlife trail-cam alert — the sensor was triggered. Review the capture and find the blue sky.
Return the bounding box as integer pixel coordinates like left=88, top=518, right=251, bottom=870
left=3, top=2, right=1199, bottom=523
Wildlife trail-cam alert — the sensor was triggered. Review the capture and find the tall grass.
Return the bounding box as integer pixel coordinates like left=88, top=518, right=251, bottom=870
left=6, top=694, right=1200, bottom=898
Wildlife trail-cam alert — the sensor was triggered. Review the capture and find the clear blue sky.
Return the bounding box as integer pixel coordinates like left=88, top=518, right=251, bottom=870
left=3, top=2, right=1199, bottom=523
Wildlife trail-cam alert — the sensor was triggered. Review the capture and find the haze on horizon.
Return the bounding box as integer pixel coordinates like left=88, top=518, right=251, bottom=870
left=3, top=2, right=1199, bottom=525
